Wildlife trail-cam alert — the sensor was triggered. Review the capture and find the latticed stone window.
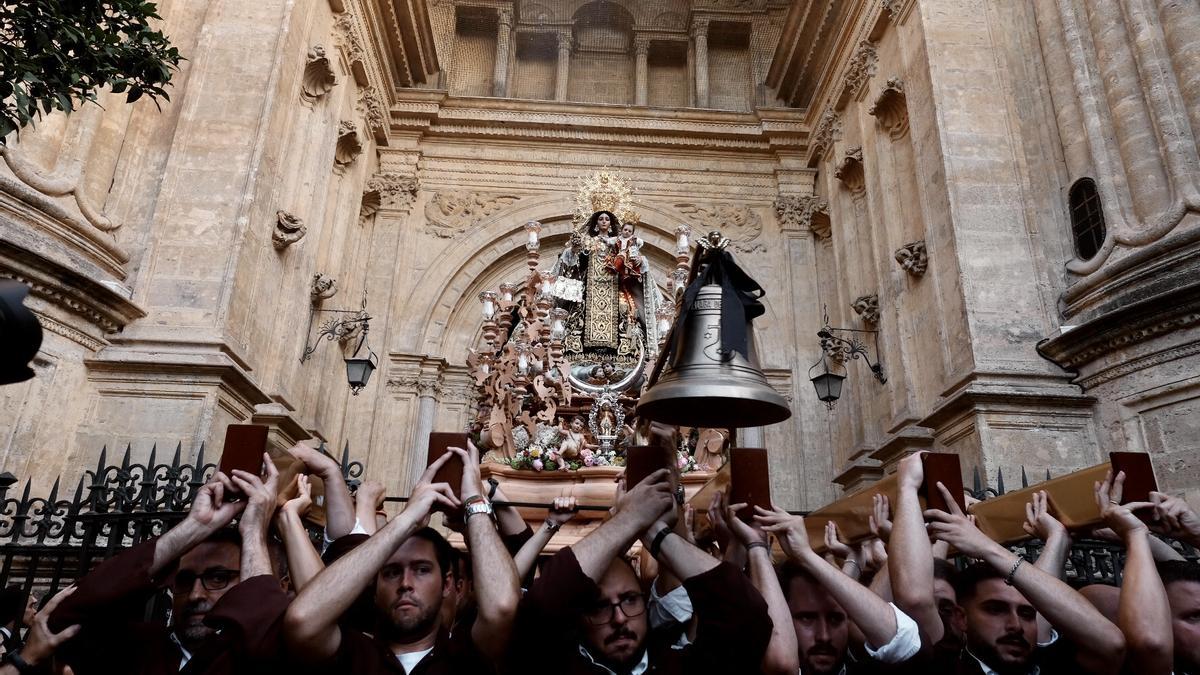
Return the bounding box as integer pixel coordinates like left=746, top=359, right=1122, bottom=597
left=1069, top=178, right=1106, bottom=261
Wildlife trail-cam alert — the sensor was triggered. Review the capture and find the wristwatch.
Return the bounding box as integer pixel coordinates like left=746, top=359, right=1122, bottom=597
left=464, top=497, right=495, bottom=523
left=2, top=650, right=41, bottom=674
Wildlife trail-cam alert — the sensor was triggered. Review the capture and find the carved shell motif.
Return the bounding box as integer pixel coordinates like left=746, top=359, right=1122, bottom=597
left=273, top=210, right=306, bottom=250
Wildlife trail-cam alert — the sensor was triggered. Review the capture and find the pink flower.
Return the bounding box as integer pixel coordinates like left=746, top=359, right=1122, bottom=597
left=532, top=459, right=544, bottom=471
left=583, top=456, right=595, bottom=467
left=677, top=455, right=688, bottom=469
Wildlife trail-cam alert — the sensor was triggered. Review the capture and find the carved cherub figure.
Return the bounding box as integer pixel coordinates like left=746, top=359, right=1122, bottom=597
left=558, top=415, right=591, bottom=459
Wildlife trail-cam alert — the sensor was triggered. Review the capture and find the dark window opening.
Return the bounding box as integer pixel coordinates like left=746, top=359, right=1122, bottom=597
left=1069, top=178, right=1106, bottom=261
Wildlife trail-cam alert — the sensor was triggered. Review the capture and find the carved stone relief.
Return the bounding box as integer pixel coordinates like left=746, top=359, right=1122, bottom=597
left=273, top=210, right=306, bottom=250
left=674, top=203, right=764, bottom=253
left=834, top=147, right=866, bottom=195
left=851, top=293, right=880, bottom=324
left=842, top=40, right=879, bottom=101
left=810, top=110, right=842, bottom=161
left=774, top=195, right=831, bottom=240
left=311, top=273, right=338, bottom=301
left=360, top=171, right=418, bottom=223
left=424, top=191, right=520, bottom=238
left=334, top=14, right=366, bottom=69
left=301, top=45, right=336, bottom=100
left=334, top=121, right=362, bottom=167
left=357, top=88, right=387, bottom=134
left=894, top=241, right=927, bottom=276
left=869, top=77, right=909, bottom=139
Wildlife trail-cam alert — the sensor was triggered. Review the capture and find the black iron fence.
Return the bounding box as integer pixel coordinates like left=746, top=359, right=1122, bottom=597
left=0, top=441, right=363, bottom=613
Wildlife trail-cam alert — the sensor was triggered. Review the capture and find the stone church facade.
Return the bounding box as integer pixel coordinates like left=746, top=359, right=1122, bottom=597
left=1, top=0, right=1197, bottom=510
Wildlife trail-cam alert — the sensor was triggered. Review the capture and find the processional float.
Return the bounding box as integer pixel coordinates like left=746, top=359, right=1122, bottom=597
left=457, top=170, right=791, bottom=548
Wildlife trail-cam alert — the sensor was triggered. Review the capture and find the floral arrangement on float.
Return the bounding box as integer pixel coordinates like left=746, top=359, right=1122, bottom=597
left=467, top=170, right=724, bottom=476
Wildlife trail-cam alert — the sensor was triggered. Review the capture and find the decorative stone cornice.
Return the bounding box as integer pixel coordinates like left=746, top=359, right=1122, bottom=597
left=424, top=191, right=521, bottom=239
left=774, top=195, right=831, bottom=239
left=1038, top=281, right=1200, bottom=372
left=869, top=77, right=909, bottom=139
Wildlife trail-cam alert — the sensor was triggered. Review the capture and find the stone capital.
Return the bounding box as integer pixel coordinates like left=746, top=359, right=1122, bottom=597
left=556, top=29, right=573, bottom=52
left=497, top=8, right=514, bottom=29
left=634, top=35, right=651, bottom=56
left=690, top=17, right=709, bottom=40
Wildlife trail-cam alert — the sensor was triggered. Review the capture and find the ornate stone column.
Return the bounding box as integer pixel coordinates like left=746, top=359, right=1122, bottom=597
left=408, top=376, right=441, bottom=489
left=692, top=18, right=710, bottom=108
left=492, top=8, right=514, bottom=97
left=634, top=36, right=650, bottom=106
left=555, top=29, right=571, bottom=102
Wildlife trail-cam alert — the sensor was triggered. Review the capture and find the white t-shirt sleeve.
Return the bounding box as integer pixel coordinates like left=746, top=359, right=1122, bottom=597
left=647, top=579, right=694, bottom=627
left=862, top=603, right=922, bottom=664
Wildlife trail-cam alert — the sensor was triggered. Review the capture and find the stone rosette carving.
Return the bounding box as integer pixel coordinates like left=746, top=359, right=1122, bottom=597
left=843, top=40, right=879, bottom=101
left=334, top=121, right=362, bottom=167
left=360, top=172, right=418, bottom=223
left=810, top=110, right=842, bottom=161
left=895, top=240, right=928, bottom=277
left=301, top=45, right=336, bottom=100
left=834, top=147, right=866, bottom=195
left=424, top=191, right=519, bottom=238
left=851, top=294, right=880, bottom=324
left=774, top=195, right=831, bottom=240
left=311, top=273, right=338, bottom=301
left=882, top=0, right=906, bottom=21
left=869, top=77, right=909, bottom=139
left=674, top=203, right=764, bottom=253
left=273, top=210, right=306, bottom=250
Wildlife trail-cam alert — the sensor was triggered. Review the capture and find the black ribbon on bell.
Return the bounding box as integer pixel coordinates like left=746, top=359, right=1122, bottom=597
left=638, top=233, right=790, bottom=429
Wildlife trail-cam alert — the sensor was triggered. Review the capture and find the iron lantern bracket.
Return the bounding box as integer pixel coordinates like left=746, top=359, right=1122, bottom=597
left=300, top=292, right=372, bottom=363
left=816, top=326, right=887, bottom=385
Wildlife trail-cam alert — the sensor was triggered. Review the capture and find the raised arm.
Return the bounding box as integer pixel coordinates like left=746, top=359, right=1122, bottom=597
left=4, top=587, right=80, bottom=675
left=728, top=502, right=798, bottom=675
left=282, top=454, right=459, bottom=662
left=229, top=455, right=280, bottom=581
left=927, top=482, right=1126, bottom=675
left=1097, top=472, right=1173, bottom=675
left=287, top=443, right=356, bottom=541
left=513, top=496, right=576, bottom=580
left=275, top=474, right=324, bottom=591
left=1148, top=491, right=1200, bottom=548
left=889, top=453, right=943, bottom=645
left=757, top=506, right=905, bottom=653
left=455, top=442, right=521, bottom=661
left=572, top=469, right=673, bottom=581
left=153, top=471, right=246, bottom=576
left=1022, top=489, right=1071, bottom=642
left=353, top=480, right=386, bottom=535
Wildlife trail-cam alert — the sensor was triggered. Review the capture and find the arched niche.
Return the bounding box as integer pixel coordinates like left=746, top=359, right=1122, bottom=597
left=400, top=195, right=690, bottom=358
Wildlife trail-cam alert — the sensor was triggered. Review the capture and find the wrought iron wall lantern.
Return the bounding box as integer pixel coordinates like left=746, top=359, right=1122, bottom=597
left=808, top=306, right=886, bottom=409
left=301, top=292, right=377, bottom=395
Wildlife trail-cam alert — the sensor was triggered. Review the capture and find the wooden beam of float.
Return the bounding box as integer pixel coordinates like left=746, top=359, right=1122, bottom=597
left=797, top=453, right=965, bottom=554
left=967, top=452, right=1156, bottom=544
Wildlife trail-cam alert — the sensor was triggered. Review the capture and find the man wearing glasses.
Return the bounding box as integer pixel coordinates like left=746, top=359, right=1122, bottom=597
left=48, top=460, right=289, bottom=674
left=513, top=469, right=772, bottom=674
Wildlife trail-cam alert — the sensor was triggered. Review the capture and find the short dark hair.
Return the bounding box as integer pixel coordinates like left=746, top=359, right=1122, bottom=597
left=411, top=527, right=454, bottom=578
left=1158, top=560, right=1200, bottom=586
left=0, top=586, right=24, bottom=626
left=933, top=558, right=958, bottom=585
left=953, top=561, right=1006, bottom=603
left=777, top=560, right=819, bottom=596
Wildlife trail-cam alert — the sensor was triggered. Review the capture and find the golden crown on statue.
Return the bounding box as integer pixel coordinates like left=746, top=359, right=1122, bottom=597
left=573, top=169, right=636, bottom=227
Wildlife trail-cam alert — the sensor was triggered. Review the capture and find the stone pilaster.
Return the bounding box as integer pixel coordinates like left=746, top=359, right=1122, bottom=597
left=492, top=8, right=513, bottom=97
left=692, top=18, right=710, bottom=108
left=634, top=36, right=650, bottom=106
left=555, top=30, right=571, bottom=102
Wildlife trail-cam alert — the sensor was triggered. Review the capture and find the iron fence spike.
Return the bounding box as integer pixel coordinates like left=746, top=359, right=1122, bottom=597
left=997, top=468, right=1005, bottom=495
left=120, top=445, right=132, bottom=470
left=171, top=442, right=182, bottom=469
left=1021, top=466, right=1029, bottom=488
left=973, top=466, right=982, bottom=494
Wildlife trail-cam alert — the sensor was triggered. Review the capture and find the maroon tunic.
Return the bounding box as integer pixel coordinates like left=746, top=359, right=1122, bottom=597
left=512, top=547, right=772, bottom=675
left=48, top=538, right=290, bottom=675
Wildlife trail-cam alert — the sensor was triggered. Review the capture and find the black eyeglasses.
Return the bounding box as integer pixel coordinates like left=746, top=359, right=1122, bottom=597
left=173, top=568, right=239, bottom=593
left=584, top=593, right=646, bottom=625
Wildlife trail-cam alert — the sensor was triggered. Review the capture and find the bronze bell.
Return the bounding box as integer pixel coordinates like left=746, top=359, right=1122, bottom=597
left=638, top=284, right=791, bottom=428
